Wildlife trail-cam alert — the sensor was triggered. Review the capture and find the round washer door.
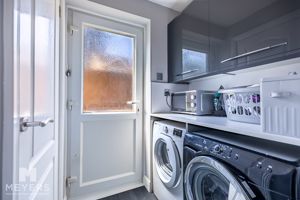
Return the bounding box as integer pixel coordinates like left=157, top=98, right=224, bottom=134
left=185, top=156, right=252, bottom=200
left=154, top=134, right=181, bottom=188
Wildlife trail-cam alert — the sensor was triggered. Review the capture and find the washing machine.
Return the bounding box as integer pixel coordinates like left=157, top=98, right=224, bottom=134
left=184, top=128, right=300, bottom=200
left=152, top=120, right=186, bottom=200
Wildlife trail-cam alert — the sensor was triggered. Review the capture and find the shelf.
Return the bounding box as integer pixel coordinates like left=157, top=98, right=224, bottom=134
left=151, top=113, right=300, bottom=147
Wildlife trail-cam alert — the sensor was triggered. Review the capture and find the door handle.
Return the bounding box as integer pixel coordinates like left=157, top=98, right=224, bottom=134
left=127, top=101, right=140, bottom=105
left=20, top=117, right=54, bottom=132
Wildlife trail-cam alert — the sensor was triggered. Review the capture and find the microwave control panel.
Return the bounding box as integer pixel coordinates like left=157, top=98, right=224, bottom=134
left=186, top=91, right=197, bottom=112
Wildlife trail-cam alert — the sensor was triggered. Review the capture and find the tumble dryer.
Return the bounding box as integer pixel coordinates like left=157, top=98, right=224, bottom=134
left=152, top=120, right=186, bottom=200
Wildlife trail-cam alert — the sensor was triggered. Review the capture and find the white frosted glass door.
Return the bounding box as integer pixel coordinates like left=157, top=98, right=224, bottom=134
left=67, top=10, right=144, bottom=200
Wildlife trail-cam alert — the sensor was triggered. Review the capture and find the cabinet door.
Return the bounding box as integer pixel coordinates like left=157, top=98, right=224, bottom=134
left=209, top=0, right=300, bottom=72
left=168, top=0, right=209, bottom=82
left=168, top=17, right=183, bottom=82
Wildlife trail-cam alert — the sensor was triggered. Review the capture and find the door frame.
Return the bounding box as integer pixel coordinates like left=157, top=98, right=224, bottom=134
left=2, top=1, right=17, bottom=200
left=60, top=0, right=151, bottom=199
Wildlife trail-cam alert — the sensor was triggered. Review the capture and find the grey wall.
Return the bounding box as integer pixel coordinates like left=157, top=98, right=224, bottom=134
left=90, top=0, right=179, bottom=82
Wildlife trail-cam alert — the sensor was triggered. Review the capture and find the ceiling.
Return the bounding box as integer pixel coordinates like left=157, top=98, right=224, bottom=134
left=184, top=0, right=278, bottom=27
left=147, top=0, right=193, bottom=12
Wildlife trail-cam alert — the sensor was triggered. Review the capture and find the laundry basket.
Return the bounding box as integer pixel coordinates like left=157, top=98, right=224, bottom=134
left=219, top=85, right=261, bottom=124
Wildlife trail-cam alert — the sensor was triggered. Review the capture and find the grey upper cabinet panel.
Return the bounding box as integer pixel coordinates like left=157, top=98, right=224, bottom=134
left=168, top=0, right=209, bottom=83
left=209, top=0, right=300, bottom=72
left=168, top=0, right=300, bottom=83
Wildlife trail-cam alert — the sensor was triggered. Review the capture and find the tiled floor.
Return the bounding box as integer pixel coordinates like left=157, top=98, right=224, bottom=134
left=100, top=187, right=157, bottom=200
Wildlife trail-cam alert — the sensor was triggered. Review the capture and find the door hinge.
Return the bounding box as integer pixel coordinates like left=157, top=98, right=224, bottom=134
left=59, top=6, right=62, bottom=18
left=67, top=100, right=73, bottom=111
left=66, top=176, right=77, bottom=188
left=66, top=69, right=71, bottom=77
left=69, top=25, right=79, bottom=35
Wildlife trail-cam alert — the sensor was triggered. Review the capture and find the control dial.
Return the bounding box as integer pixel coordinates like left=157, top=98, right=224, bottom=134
left=267, top=165, right=273, bottom=173
left=164, top=126, right=168, bottom=133
left=213, top=144, right=223, bottom=154
left=256, top=162, right=262, bottom=169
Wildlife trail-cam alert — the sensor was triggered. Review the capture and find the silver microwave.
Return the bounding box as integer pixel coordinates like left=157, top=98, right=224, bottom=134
left=171, top=90, right=215, bottom=115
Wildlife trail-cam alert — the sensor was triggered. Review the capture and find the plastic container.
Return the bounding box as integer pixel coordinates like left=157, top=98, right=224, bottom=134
left=261, top=74, right=300, bottom=138
left=219, top=85, right=261, bottom=124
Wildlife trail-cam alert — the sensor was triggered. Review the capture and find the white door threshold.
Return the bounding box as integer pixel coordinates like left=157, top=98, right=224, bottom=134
left=68, top=181, right=144, bottom=200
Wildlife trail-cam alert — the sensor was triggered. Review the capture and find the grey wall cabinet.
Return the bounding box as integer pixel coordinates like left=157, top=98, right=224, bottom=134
left=168, top=0, right=209, bottom=82
left=168, top=0, right=300, bottom=83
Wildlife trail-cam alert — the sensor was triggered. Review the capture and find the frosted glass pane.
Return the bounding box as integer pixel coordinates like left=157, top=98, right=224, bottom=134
left=33, top=0, right=55, bottom=154
left=83, top=26, right=134, bottom=113
left=19, top=0, right=32, bottom=117
left=34, top=0, right=55, bottom=117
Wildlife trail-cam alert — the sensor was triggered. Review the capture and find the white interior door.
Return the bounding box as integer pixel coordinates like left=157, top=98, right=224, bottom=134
left=67, top=10, right=144, bottom=200
left=16, top=0, right=59, bottom=200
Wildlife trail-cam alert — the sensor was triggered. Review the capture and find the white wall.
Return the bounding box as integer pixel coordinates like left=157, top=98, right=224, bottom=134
left=151, top=82, right=188, bottom=113
left=189, top=57, right=300, bottom=91
left=90, top=0, right=179, bottom=82
left=151, top=58, right=300, bottom=114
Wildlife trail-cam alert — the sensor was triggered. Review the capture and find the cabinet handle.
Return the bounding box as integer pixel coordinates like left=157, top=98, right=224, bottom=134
left=271, top=91, right=291, bottom=98
left=176, top=69, right=199, bottom=76
left=221, top=42, right=288, bottom=63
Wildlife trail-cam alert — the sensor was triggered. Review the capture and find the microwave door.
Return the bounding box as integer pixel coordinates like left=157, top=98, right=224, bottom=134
left=171, top=93, right=186, bottom=112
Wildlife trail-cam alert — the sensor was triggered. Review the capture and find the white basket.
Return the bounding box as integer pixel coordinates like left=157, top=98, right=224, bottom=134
left=219, top=85, right=261, bottom=124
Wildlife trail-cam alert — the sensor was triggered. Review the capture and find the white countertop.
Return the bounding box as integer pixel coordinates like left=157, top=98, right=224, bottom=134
left=151, top=113, right=300, bottom=146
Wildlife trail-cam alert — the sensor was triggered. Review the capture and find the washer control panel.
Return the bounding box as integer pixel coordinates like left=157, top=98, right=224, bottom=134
left=173, top=128, right=183, bottom=137
left=161, top=124, right=184, bottom=138
left=189, top=136, right=279, bottom=175
left=198, top=139, right=233, bottom=159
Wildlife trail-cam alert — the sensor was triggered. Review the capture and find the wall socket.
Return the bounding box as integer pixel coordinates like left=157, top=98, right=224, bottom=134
left=156, top=73, right=163, bottom=81
left=164, top=89, right=170, bottom=96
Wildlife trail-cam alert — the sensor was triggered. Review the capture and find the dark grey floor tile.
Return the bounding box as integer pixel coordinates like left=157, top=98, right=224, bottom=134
left=100, top=187, right=157, bottom=200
